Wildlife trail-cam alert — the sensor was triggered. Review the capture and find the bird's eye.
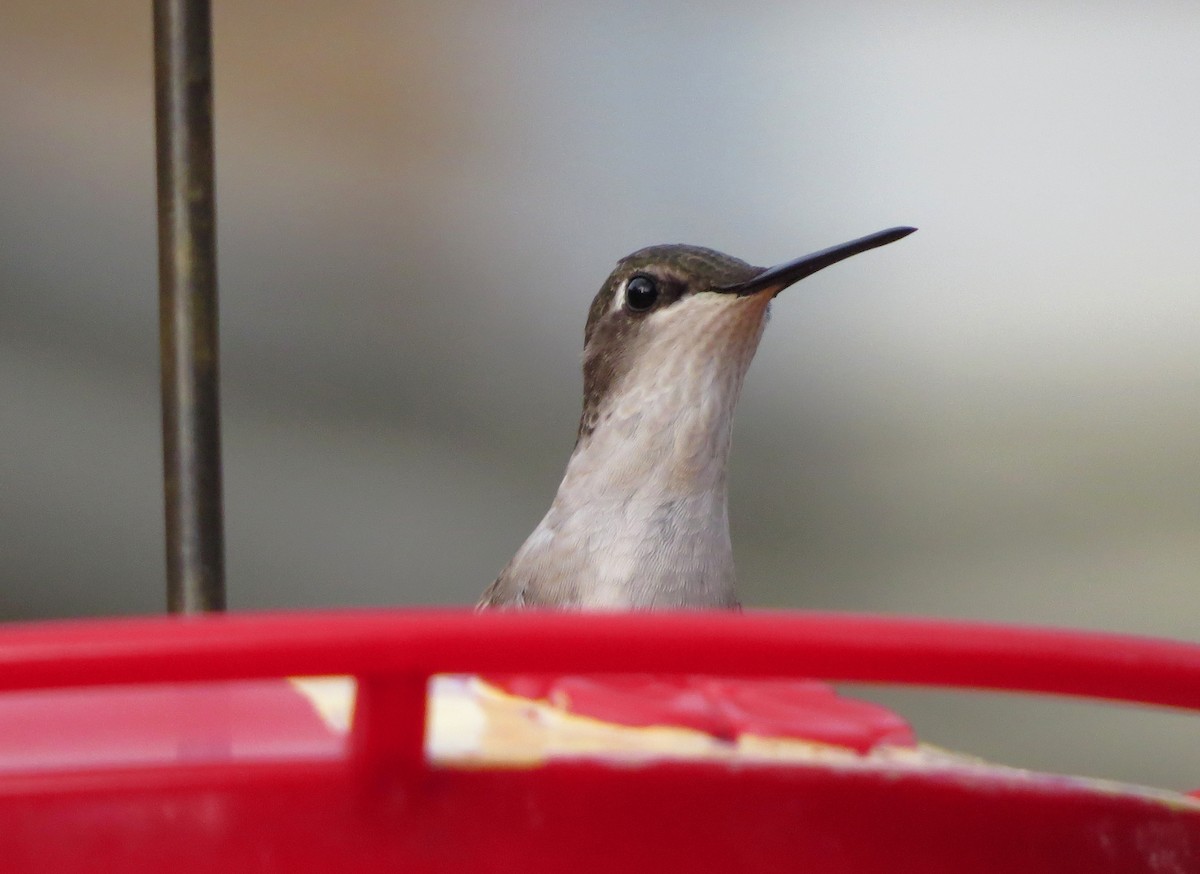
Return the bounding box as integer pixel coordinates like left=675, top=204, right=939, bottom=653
left=625, top=275, right=659, bottom=312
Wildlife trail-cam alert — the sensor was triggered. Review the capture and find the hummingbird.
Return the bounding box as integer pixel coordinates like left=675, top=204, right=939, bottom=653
left=478, top=227, right=916, bottom=610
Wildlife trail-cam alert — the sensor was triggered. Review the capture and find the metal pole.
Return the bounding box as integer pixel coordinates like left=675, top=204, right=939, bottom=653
left=153, top=0, right=226, bottom=613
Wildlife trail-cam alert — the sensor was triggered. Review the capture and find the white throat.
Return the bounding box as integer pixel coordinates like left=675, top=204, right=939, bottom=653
left=504, top=293, right=770, bottom=609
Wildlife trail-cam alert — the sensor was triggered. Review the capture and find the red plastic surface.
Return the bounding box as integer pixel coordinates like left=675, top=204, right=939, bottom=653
left=3, top=610, right=1199, bottom=699
left=0, top=680, right=342, bottom=773
left=7, top=758, right=1198, bottom=873
left=0, top=609, right=1197, bottom=872
left=484, top=675, right=917, bottom=751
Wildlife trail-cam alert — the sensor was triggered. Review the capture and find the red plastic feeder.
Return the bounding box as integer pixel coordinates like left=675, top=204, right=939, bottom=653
left=0, top=609, right=1197, bottom=872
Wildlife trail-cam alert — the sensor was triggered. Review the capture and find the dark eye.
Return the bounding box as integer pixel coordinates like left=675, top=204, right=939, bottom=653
left=625, top=275, right=659, bottom=312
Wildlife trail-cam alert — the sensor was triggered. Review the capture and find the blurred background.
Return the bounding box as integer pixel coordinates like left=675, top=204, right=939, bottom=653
left=1, top=2, right=1197, bottom=786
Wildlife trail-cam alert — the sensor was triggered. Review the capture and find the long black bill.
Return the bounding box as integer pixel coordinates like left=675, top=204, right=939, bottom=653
left=719, top=226, right=916, bottom=297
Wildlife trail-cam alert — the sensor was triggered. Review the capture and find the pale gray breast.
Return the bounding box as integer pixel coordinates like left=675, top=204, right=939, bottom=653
left=477, top=490, right=738, bottom=610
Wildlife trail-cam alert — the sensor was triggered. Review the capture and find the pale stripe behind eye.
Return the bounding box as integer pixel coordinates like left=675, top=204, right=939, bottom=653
left=611, top=279, right=629, bottom=313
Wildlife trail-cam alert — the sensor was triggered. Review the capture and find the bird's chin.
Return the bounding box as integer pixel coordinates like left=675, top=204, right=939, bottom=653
left=646, top=291, right=769, bottom=366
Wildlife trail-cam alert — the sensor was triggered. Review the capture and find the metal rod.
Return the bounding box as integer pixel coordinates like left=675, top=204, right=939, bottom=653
left=153, top=0, right=226, bottom=613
